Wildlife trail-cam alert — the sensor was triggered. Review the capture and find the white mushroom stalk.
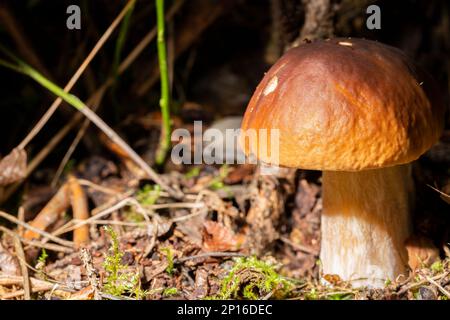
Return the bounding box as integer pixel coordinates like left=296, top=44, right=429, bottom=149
left=321, top=164, right=413, bottom=287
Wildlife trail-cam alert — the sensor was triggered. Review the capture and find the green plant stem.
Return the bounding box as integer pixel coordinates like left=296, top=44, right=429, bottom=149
left=0, top=48, right=181, bottom=199
left=155, top=0, right=172, bottom=165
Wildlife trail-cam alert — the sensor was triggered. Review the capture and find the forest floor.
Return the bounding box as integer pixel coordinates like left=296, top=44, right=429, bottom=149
left=0, top=0, right=449, bottom=300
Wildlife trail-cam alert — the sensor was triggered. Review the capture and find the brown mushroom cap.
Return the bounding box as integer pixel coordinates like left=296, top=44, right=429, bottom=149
left=241, top=38, right=445, bottom=171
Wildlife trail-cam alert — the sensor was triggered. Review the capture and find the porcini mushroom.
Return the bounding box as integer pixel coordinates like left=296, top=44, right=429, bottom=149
left=240, top=38, right=445, bottom=287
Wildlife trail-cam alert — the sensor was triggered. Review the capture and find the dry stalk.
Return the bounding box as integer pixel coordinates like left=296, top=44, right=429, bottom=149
left=80, top=248, right=102, bottom=300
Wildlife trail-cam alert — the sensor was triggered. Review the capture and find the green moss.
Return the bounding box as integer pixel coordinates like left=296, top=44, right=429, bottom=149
left=431, top=260, right=444, bottom=273
left=35, top=248, right=48, bottom=278
left=208, top=165, right=229, bottom=191
left=163, top=287, right=178, bottom=297
left=161, top=247, right=174, bottom=275
left=136, top=184, right=161, bottom=206
left=305, top=288, right=319, bottom=300
left=102, top=226, right=145, bottom=299
left=123, top=208, right=146, bottom=224
left=185, top=167, right=200, bottom=179
left=213, top=256, right=295, bottom=300
left=37, top=248, right=48, bottom=265
left=326, top=293, right=354, bottom=300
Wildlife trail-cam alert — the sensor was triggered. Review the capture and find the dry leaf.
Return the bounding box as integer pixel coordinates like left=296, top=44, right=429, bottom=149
left=202, top=221, right=245, bottom=252
left=0, top=243, right=20, bottom=275
left=0, top=148, right=26, bottom=186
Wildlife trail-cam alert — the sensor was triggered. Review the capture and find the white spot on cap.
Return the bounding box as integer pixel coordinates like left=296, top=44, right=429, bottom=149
left=338, top=41, right=353, bottom=46
left=263, top=76, right=278, bottom=96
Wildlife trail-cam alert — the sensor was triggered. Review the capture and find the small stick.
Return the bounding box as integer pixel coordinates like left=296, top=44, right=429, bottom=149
left=0, top=272, right=76, bottom=289
left=22, top=239, right=74, bottom=254
left=397, top=273, right=448, bottom=296
left=80, top=248, right=102, bottom=300
left=72, top=219, right=147, bottom=227
left=1, top=285, right=70, bottom=300
left=77, top=179, right=122, bottom=195
left=0, top=211, right=74, bottom=248
left=51, top=91, right=106, bottom=187
left=426, top=275, right=450, bottom=298
left=53, top=197, right=134, bottom=236
left=175, top=252, right=246, bottom=263
left=143, top=218, right=159, bottom=258
left=53, top=198, right=202, bottom=236
left=0, top=274, right=72, bottom=299
left=17, top=206, right=25, bottom=237
left=91, top=191, right=134, bottom=216
left=279, top=236, right=318, bottom=256
left=12, top=235, right=31, bottom=300
left=68, top=175, right=90, bottom=247
left=0, top=225, right=73, bottom=254
left=170, top=210, right=205, bottom=223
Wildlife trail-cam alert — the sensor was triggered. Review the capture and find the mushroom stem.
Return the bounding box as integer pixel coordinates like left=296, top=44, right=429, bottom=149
left=321, top=164, right=414, bottom=287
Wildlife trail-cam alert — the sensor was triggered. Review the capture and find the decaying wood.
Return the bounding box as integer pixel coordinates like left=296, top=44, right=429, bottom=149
left=245, top=167, right=295, bottom=254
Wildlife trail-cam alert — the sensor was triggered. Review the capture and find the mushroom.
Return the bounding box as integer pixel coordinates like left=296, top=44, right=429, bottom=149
left=240, top=38, right=445, bottom=287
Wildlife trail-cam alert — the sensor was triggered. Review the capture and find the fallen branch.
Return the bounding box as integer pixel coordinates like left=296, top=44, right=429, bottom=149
left=12, top=235, right=31, bottom=299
